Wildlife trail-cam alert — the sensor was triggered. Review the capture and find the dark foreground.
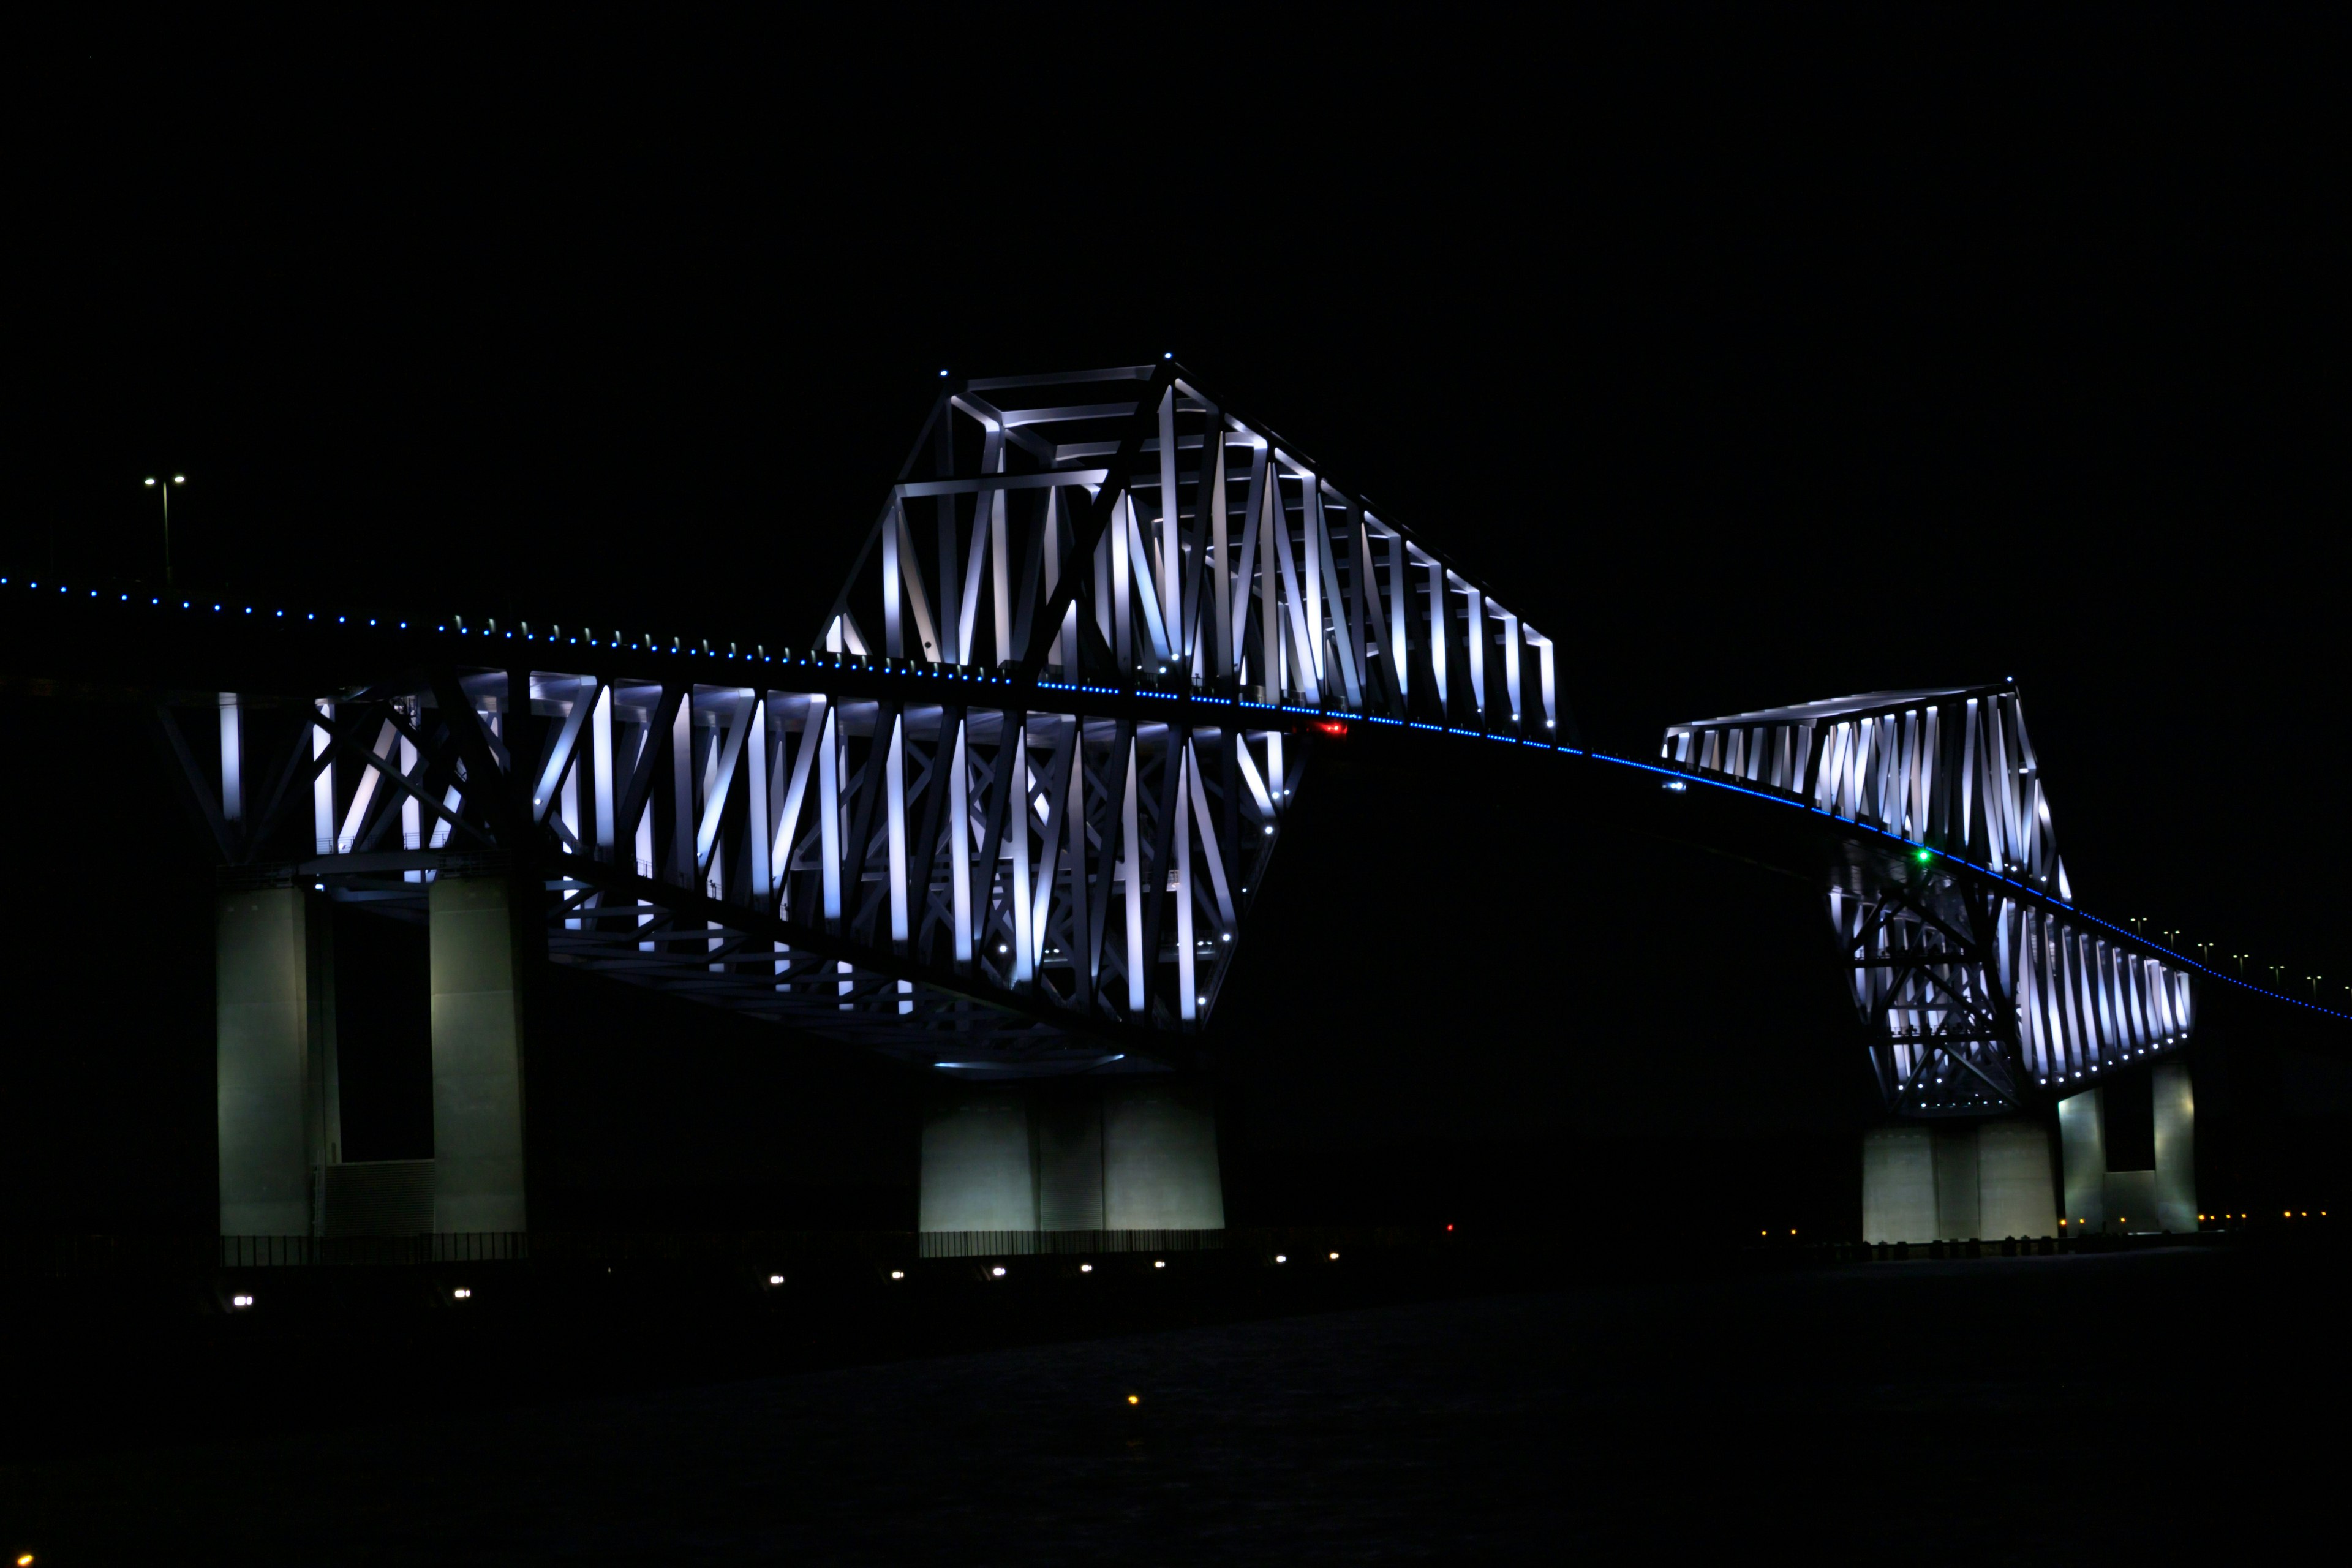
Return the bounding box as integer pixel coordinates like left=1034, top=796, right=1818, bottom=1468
left=6, top=1240, right=2346, bottom=1563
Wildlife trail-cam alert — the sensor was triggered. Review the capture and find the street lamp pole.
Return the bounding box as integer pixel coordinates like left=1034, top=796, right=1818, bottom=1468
left=145, top=474, right=186, bottom=584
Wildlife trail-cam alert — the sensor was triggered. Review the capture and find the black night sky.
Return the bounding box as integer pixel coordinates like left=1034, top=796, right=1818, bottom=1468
left=7, top=20, right=2352, bottom=1558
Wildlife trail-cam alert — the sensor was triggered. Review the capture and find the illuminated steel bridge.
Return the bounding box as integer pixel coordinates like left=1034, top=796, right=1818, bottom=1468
left=6, top=363, right=2340, bottom=1245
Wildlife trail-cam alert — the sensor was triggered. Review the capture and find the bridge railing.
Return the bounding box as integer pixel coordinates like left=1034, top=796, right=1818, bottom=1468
left=219, top=1233, right=529, bottom=1267
left=916, top=1227, right=1227, bottom=1259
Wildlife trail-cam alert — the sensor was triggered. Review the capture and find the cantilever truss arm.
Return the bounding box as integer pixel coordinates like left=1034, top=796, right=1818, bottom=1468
left=1014, top=360, right=1180, bottom=682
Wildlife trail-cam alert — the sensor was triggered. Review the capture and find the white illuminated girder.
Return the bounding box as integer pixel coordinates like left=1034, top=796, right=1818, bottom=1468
left=209, top=662, right=1303, bottom=1072
left=822, top=363, right=1558, bottom=737
left=146, top=364, right=1569, bottom=1074
left=1665, top=683, right=2195, bottom=1114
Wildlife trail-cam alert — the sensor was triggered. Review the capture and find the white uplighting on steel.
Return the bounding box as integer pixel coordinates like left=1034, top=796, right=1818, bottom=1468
left=1664, top=682, right=2196, bottom=1116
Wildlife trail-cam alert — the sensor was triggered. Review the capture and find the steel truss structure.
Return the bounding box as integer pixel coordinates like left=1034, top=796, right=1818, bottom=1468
left=827, top=362, right=1559, bottom=730
left=138, top=363, right=1557, bottom=1077
left=1664, top=685, right=2194, bottom=1114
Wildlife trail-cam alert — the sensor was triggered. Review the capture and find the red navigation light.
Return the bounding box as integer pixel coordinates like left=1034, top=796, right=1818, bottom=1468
left=1313, top=720, right=1348, bottom=737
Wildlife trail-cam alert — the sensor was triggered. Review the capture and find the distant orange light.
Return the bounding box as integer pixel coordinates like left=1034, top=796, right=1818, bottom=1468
left=1126, top=1395, right=1140, bottom=1406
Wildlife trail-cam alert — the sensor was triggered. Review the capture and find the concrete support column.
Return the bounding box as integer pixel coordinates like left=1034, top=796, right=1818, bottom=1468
left=1861, top=1125, right=1937, bottom=1243
left=2057, top=1088, right=2106, bottom=1232
left=918, top=1082, right=1036, bottom=1232
left=2152, top=1061, right=2197, bottom=1234
left=1102, top=1078, right=1224, bottom=1231
left=1931, top=1126, right=1981, bottom=1243
left=1864, top=1119, right=2057, bottom=1242
left=1032, top=1089, right=1107, bottom=1231
left=919, top=1076, right=1225, bottom=1235
left=429, top=876, right=527, bottom=1233
left=2058, top=1071, right=2198, bottom=1234
left=217, top=886, right=334, bottom=1235
left=1975, top=1120, right=2059, bottom=1239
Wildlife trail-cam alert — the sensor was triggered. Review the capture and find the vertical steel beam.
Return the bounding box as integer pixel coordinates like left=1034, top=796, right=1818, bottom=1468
left=312, top=699, right=335, bottom=854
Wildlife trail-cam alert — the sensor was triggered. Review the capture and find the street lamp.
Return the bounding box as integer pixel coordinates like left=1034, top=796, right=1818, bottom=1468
left=144, top=474, right=186, bottom=584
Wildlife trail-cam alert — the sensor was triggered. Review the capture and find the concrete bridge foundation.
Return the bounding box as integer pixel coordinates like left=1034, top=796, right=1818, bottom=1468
left=1862, top=1118, right=2059, bottom=1243
left=427, top=876, right=528, bottom=1234
left=215, top=886, right=338, bottom=1235
left=919, top=1076, right=1224, bottom=1235
left=216, top=875, right=529, bottom=1237
left=2056, top=1063, right=2195, bottom=1235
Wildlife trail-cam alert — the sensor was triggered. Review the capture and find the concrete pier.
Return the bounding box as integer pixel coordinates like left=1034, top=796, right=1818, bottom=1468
left=1863, top=1118, right=2057, bottom=1242
left=2057, top=1069, right=2196, bottom=1234
left=1975, top=1120, right=2060, bottom=1240
left=217, top=886, right=336, bottom=1235
left=919, top=1076, right=1224, bottom=1236
left=2057, top=1088, right=2107, bottom=1231
left=1861, top=1125, right=1938, bottom=1243
left=916, top=1083, right=1036, bottom=1232
left=429, top=876, right=527, bottom=1233
left=2152, top=1061, right=2196, bottom=1233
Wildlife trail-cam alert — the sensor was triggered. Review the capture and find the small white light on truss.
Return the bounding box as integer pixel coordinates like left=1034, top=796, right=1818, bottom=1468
left=890, top=1270, right=905, bottom=1280
left=990, top=1266, right=1006, bottom=1278
left=1080, top=1264, right=1093, bottom=1273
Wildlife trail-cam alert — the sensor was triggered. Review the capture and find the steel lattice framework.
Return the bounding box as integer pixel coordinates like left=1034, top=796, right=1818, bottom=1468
left=102, top=363, right=1555, bottom=1078
left=1664, top=685, right=2195, bottom=1114
left=9, top=364, right=2293, bottom=1106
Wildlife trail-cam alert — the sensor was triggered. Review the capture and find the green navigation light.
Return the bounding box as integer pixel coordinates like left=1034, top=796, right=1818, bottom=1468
left=1914, top=848, right=1932, bottom=864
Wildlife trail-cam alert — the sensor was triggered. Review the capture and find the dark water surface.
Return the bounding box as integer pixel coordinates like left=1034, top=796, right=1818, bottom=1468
left=7, top=1245, right=2342, bottom=1562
